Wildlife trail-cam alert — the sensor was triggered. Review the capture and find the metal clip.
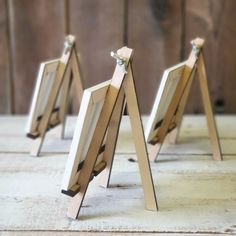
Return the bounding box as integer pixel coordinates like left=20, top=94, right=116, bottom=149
left=110, top=51, right=128, bottom=74
left=64, top=36, right=73, bottom=54
left=191, top=41, right=201, bottom=59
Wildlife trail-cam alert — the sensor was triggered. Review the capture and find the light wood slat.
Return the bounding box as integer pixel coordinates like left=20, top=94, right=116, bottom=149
left=0, top=115, right=235, bottom=233
left=1, top=153, right=236, bottom=175
left=1, top=232, right=228, bottom=236
left=1, top=116, right=236, bottom=138
left=0, top=154, right=235, bottom=233
left=0, top=133, right=236, bottom=155
left=0, top=116, right=235, bottom=155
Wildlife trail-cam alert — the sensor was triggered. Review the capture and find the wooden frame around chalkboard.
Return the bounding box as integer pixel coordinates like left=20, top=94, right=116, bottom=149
left=61, top=79, right=111, bottom=194
left=145, top=62, right=186, bottom=143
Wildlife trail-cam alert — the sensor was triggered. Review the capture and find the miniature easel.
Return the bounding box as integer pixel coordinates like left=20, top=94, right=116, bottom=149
left=149, top=38, right=222, bottom=162
left=30, top=35, right=83, bottom=156
left=65, top=46, right=158, bottom=220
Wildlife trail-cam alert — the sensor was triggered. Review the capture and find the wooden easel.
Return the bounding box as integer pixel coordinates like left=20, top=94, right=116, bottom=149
left=149, top=38, right=222, bottom=162
left=63, top=46, right=158, bottom=220
left=29, top=35, right=83, bottom=157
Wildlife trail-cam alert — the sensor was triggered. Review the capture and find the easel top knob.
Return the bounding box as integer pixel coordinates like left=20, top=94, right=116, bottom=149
left=64, top=35, right=76, bottom=54
left=191, top=38, right=205, bottom=59
left=111, top=51, right=128, bottom=74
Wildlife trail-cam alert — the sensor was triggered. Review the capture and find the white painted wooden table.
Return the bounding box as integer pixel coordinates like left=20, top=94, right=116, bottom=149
left=0, top=115, right=236, bottom=236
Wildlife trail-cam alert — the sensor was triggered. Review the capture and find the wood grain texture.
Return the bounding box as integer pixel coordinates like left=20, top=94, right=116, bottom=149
left=2, top=233, right=223, bottom=236
left=127, top=0, right=183, bottom=114
left=197, top=53, right=222, bottom=160
left=0, top=0, right=11, bottom=113
left=9, top=0, right=65, bottom=113
left=184, top=0, right=236, bottom=113
left=2, top=0, right=236, bottom=114
left=69, top=0, right=125, bottom=89
left=0, top=115, right=235, bottom=155
left=0, top=113, right=236, bottom=234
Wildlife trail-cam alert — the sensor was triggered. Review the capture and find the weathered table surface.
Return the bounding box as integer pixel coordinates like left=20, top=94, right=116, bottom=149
left=0, top=115, right=236, bottom=236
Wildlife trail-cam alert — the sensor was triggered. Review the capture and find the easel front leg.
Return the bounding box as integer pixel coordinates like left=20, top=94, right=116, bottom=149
left=149, top=143, right=162, bottom=162
left=58, top=67, right=72, bottom=139
left=69, top=50, right=84, bottom=116
left=30, top=137, right=44, bottom=156
left=67, top=148, right=100, bottom=219
left=197, top=54, right=222, bottom=161
left=71, top=49, right=83, bottom=103
left=124, top=66, right=158, bottom=211
left=57, top=117, right=66, bottom=140
left=169, top=68, right=195, bottom=144
left=32, top=63, right=67, bottom=157
left=99, top=90, right=125, bottom=188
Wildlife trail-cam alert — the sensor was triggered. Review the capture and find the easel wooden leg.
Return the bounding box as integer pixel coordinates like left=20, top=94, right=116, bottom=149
left=58, top=47, right=83, bottom=140
left=197, top=54, right=222, bottom=161
left=124, top=66, right=158, bottom=211
left=168, top=128, right=180, bottom=144
left=30, top=137, right=44, bottom=157
left=71, top=49, right=84, bottom=103
left=149, top=143, right=162, bottom=162
left=31, top=64, right=67, bottom=157
left=57, top=119, right=66, bottom=140
left=58, top=67, right=72, bottom=139
left=99, top=90, right=125, bottom=188
left=169, top=68, right=196, bottom=144
left=67, top=73, right=126, bottom=219
left=67, top=149, right=100, bottom=219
